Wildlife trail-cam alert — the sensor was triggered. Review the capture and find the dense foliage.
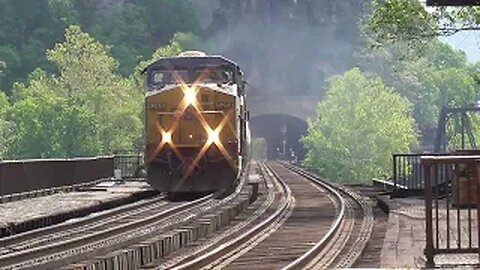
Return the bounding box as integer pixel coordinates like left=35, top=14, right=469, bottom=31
left=0, top=91, right=13, bottom=158
left=2, top=0, right=480, bottom=185
left=0, top=0, right=198, bottom=93
left=0, top=25, right=185, bottom=159
left=302, top=69, right=417, bottom=183
left=367, top=0, right=438, bottom=46
left=366, top=0, right=480, bottom=46
left=301, top=0, right=480, bottom=182
left=0, top=0, right=199, bottom=160
left=359, top=2, right=473, bottom=142
left=359, top=40, right=480, bottom=149
left=6, top=26, right=141, bottom=158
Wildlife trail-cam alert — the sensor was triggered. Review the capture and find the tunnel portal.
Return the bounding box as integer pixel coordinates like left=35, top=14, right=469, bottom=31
left=250, top=114, right=308, bottom=160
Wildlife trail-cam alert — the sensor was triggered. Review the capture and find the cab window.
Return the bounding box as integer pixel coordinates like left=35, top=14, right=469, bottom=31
left=150, top=70, right=189, bottom=85
left=195, top=67, right=233, bottom=84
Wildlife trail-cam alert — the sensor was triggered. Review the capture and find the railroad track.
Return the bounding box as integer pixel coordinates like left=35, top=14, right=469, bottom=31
left=0, top=161, right=373, bottom=269
left=165, top=161, right=373, bottom=270
left=0, top=194, right=214, bottom=270
left=0, top=181, right=156, bottom=238
left=283, top=163, right=374, bottom=269
left=0, top=163, right=257, bottom=270
left=0, top=195, right=169, bottom=255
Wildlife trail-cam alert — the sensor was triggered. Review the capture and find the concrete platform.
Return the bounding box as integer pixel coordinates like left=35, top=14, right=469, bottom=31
left=0, top=180, right=154, bottom=237
left=379, top=196, right=480, bottom=269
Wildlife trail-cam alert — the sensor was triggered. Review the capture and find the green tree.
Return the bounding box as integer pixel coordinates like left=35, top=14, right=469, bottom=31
left=0, top=0, right=79, bottom=92
left=0, top=60, right=5, bottom=87
left=0, top=45, right=21, bottom=92
left=359, top=37, right=478, bottom=149
left=8, top=26, right=143, bottom=158
left=366, top=0, right=438, bottom=46
left=0, top=91, right=13, bottom=159
left=301, top=68, right=417, bottom=183
left=135, top=33, right=184, bottom=73
left=366, top=0, right=480, bottom=47
left=130, top=0, right=199, bottom=44
left=87, top=1, right=199, bottom=75
left=0, top=0, right=200, bottom=93
left=47, top=25, right=143, bottom=155
left=9, top=83, right=100, bottom=158
left=90, top=3, right=150, bottom=75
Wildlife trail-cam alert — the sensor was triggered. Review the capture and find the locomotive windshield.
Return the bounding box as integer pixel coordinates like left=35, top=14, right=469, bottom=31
left=194, top=66, right=233, bottom=84
left=151, top=69, right=189, bottom=85
left=148, top=67, right=235, bottom=90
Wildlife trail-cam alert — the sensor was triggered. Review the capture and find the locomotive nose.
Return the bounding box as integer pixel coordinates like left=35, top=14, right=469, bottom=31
left=180, top=158, right=194, bottom=175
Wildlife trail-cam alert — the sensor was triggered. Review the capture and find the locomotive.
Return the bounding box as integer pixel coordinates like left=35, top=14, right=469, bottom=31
left=143, top=51, right=250, bottom=194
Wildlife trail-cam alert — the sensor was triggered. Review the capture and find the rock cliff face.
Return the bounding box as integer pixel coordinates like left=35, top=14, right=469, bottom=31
left=193, top=0, right=365, bottom=96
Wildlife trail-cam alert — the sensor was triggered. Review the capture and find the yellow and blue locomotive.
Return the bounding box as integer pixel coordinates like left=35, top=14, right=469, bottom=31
left=144, top=51, right=250, bottom=194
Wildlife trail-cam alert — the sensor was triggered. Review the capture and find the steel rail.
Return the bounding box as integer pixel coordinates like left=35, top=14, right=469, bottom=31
left=148, top=161, right=368, bottom=270
left=169, top=161, right=350, bottom=270
left=281, top=162, right=346, bottom=270
left=170, top=161, right=293, bottom=270
left=2, top=162, right=251, bottom=269
left=0, top=194, right=213, bottom=268
left=0, top=194, right=165, bottom=248
left=281, top=162, right=367, bottom=269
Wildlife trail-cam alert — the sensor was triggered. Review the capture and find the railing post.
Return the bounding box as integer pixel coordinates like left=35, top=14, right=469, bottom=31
left=393, top=155, right=397, bottom=194
left=0, top=162, right=2, bottom=196
left=424, top=160, right=434, bottom=267
left=476, top=160, right=480, bottom=257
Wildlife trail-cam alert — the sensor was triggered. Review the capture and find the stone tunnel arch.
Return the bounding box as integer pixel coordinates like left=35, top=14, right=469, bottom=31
left=250, top=114, right=308, bottom=160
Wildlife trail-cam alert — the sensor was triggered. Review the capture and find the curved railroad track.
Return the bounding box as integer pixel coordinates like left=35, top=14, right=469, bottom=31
left=0, top=162, right=256, bottom=270
left=165, top=161, right=373, bottom=270
left=283, top=162, right=374, bottom=269
left=0, top=194, right=214, bottom=270
left=0, top=194, right=167, bottom=254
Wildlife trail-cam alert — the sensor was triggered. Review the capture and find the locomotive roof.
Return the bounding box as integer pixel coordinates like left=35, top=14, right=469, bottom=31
left=145, top=55, right=240, bottom=72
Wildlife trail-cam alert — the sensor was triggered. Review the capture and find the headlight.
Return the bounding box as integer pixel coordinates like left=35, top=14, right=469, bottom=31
left=162, top=131, right=172, bottom=144
left=184, top=87, right=197, bottom=106
left=207, top=129, right=220, bottom=144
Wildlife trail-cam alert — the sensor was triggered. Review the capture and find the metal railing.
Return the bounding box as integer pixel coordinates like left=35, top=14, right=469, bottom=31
left=0, top=154, right=146, bottom=196
left=422, top=155, right=480, bottom=266
left=0, top=156, right=114, bottom=196
left=392, top=153, right=450, bottom=196
left=113, top=154, right=144, bottom=179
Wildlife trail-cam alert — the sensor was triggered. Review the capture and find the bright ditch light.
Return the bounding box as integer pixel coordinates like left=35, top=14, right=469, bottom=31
left=162, top=131, right=172, bottom=144
left=184, top=87, right=197, bottom=106
left=207, top=129, right=220, bottom=145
